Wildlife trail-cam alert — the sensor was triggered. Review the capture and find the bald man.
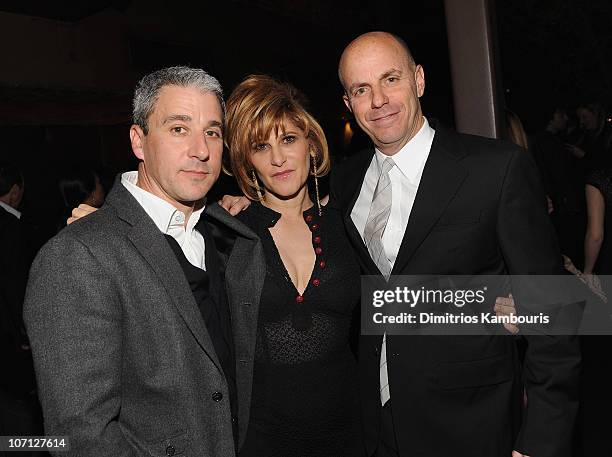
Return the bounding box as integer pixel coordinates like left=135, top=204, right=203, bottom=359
left=330, top=32, right=580, bottom=457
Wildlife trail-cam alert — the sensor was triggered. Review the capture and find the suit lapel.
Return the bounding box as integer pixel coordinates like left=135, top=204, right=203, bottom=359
left=341, top=149, right=382, bottom=275
left=128, top=221, right=224, bottom=372
left=391, top=126, right=468, bottom=275
left=106, top=179, right=223, bottom=373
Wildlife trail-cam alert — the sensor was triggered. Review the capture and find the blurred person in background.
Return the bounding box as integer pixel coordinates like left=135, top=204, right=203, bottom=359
left=548, top=107, right=580, bottom=145
left=531, top=108, right=587, bottom=268
left=505, top=108, right=530, bottom=151
left=0, top=161, right=30, bottom=366
left=569, top=102, right=612, bottom=172
left=583, top=167, right=612, bottom=282
left=0, top=161, right=45, bottom=456
left=575, top=159, right=612, bottom=457
left=504, top=108, right=556, bottom=215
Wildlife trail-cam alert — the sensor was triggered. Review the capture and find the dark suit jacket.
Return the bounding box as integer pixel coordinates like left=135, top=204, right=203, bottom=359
left=0, top=206, right=28, bottom=332
left=330, top=122, right=580, bottom=457
left=24, top=178, right=265, bottom=457
left=0, top=205, right=36, bottom=395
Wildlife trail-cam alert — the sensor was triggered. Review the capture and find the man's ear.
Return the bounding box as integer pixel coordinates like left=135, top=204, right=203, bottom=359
left=8, top=184, right=21, bottom=206
left=343, top=94, right=353, bottom=114
left=130, top=125, right=145, bottom=161
left=415, top=65, right=426, bottom=98
left=8, top=184, right=18, bottom=197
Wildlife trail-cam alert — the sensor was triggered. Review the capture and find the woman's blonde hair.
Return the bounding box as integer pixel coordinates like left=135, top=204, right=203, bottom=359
left=225, top=74, right=330, bottom=200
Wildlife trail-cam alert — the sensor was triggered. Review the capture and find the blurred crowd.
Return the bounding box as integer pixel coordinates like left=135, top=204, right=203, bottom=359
left=505, top=103, right=612, bottom=283
left=505, top=103, right=612, bottom=456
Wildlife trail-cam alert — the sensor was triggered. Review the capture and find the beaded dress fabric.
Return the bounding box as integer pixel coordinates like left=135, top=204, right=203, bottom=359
left=237, top=201, right=363, bottom=457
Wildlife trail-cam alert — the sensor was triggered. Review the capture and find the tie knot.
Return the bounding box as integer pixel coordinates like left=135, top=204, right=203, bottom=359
left=381, top=157, right=395, bottom=175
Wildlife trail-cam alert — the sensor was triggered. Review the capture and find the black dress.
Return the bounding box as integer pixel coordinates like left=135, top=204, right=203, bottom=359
left=237, top=202, right=364, bottom=457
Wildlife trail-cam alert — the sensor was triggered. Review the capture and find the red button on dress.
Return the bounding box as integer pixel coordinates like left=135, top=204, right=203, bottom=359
left=295, top=295, right=304, bottom=303
left=319, top=260, right=326, bottom=269
left=312, top=279, right=321, bottom=287
left=313, top=236, right=321, bottom=244
left=310, top=224, right=319, bottom=231
left=315, top=247, right=322, bottom=255
left=305, top=215, right=314, bottom=222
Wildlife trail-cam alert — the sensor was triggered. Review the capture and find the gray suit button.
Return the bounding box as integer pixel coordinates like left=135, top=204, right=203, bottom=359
left=165, top=445, right=175, bottom=456
left=212, top=391, right=223, bottom=402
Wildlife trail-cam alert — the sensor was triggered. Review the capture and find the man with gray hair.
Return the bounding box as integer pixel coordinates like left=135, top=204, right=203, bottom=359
left=24, top=66, right=265, bottom=456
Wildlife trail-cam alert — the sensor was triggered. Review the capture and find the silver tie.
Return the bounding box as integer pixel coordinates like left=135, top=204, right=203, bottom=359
left=363, top=157, right=394, bottom=406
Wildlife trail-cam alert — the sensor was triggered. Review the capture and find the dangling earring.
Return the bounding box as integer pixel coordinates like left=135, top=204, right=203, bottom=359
left=252, top=170, right=263, bottom=201
left=311, top=152, right=322, bottom=216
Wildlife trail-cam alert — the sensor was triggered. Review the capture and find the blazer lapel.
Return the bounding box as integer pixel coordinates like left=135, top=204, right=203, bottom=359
left=199, top=219, right=222, bottom=305
left=204, top=203, right=263, bottom=351
left=198, top=213, right=238, bottom=375
left=391, top=126, right=469, bottom=275
left=106, top=179, right=223, bottom=373
left=204, top=203, right=265, bottom=446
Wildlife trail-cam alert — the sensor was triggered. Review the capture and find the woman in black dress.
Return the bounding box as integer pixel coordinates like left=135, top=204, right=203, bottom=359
left=225, top=74, right=363, bottom=457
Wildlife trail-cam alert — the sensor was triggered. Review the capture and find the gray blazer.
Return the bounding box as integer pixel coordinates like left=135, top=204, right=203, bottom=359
left=23, top=178, right=264, bottom=457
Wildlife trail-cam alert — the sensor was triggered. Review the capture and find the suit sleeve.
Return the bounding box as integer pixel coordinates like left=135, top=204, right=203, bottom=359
left=496, top=149, right=580, bottom=457
left=23, top=235, right=137, bottom=457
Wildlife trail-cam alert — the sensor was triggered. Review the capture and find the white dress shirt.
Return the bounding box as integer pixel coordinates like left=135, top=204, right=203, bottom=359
left=121, top=171, right=206, bottom=270
left=351, top=117, right=435, bottom=268
left=0, top=200, right=21, bottom=219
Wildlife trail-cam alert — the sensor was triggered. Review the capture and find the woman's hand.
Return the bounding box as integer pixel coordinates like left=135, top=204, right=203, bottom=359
left=218, top=195, right=251, bottom=215
left=583, top=272, right=603, bottom=292
left=67, top=204, right=97, bottom=225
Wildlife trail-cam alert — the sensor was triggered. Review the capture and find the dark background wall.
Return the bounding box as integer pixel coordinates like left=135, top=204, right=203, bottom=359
left=1, top=0, right=611, bottom=242
left=497, top=0, right=612, bottom=128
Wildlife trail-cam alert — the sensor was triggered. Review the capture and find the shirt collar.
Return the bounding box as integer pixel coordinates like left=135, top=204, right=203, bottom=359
left=374, top=116, right=435, bottom=184
left=121, top=171, right=205, bottom=234
left=0, top=200, right=21, bottom=219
